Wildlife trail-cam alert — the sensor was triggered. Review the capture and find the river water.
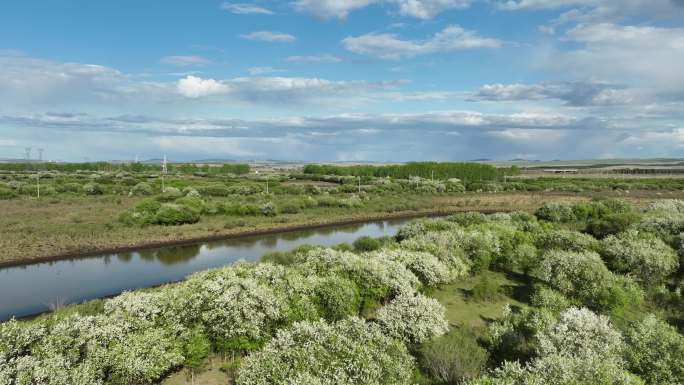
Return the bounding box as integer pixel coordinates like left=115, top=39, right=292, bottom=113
left=0, top=218, right=413, bottom=321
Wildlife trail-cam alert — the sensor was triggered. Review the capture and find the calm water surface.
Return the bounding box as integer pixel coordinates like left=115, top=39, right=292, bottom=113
left=0, top=218, right=412, bottom=320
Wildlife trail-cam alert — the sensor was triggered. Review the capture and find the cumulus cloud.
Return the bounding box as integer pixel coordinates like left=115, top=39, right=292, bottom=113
left=293, top=0, right=377, bottom=19
left=220, top=2, right=274, bottom=14
left=285, top=54, right=343, bottom=63
left=160, top=55, right=211, bottom=67
left=177, top=76, right=229, bottom=98
left=549, top=23, right=684, bottom=90
left=395, top=0, right=472, bottom=19
left=240, top=31, right=296, bottom=43
left=343, top=25, right=501, bottom=59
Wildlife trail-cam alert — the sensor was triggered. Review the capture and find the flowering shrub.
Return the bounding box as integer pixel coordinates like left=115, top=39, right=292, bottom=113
left=624, top=315, right=684, bottom=385
left=235, top=318, right=415, bottom=385
left=131, top=182, right=153, bottom=196
left=646, top=199, right=684, bottom=213
left=601, top=230, right=679, bottom=282
left=534, top=229, right=601, bottom=253
left=370, top=249, right=455, bottom=287
left=535, top=201, right=576, bottom=222
left=400, top=231, right=470, bottom=277
left=83, top=183, right=104, bottom=195
left=375, top=293, right=448, bottom=344
left=154, top=203, right=200, bottom=225
left=535, top=250, right=617, bottom=309
left=475, top=308, right=640, bottom=385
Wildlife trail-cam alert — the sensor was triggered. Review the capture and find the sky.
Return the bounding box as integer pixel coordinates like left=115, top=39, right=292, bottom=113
left=1, top=0, right=684, bottom=162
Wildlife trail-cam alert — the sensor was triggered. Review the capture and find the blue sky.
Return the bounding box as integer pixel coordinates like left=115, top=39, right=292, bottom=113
left=1, top=0, right=684, bottom=162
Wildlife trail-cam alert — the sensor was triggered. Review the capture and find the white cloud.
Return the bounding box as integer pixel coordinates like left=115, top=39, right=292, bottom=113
left=293, top=0, right=473, bottom=20
left=220, top=2, right=274, bottom=14
left=160, top=55, right=211, bottom=67
left=240, top=31, right=296, bottom=43
left=177, top=76, right=229, bottom=98
left=175, top=75, right=400, bottom=102
left=293, top=0, right=376, bottom=19
left=286, top=54, right=343, bottom=63
left=498, top=0, right=684, bottom=23
left=247, top=67, right=286, bottom=75
left=550, top=23, right=684, bottom=90
left=471, top=81, right=641, bottom=106
left=395, top=0, right=471, bottom=19
left=0, top=138, right=17, bottom=146
left=343, top=25, right=501, bottom=59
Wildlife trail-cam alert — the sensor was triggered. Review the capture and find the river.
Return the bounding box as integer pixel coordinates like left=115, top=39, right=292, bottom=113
left=0, top=218, right=414, bottom=321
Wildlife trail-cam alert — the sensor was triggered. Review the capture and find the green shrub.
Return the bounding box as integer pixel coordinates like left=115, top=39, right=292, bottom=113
left=313, top=276, right=361, bottom=321
left=83, top=183, right=104, bottom=195
left=535, top=202, right=576, bottom=222
left=420, top=331, right=489, bottom=385
left=471, top=275, right=501, bottom=302
left=175, top=196, right=206, bottom=216
left=353, top=236, right=382, bottom=252
left=601, top=230, right=679, bottom=283
left=261, top=202, right=277, bottom=216
left=0, top=187, right=17, bottom=199
left=624, top=315, right=684, bottom=385
left=197, top=183, right=230, bottom=197
left=154, top=203, right=200, bottom=225
left=131, top=182, right=153, bottom=196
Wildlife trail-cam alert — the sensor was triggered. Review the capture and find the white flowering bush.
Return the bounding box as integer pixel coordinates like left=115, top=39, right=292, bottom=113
left=235, top=318, right=415, bottom=385
left=474, top=308, right=640, bottom=385
left=633, top=211, right=684, bottom=241
left=297, top=248, right=421, bottom=299
left=396, top=218, right=460, bottom=240
left=646, top=199, right=684, bottom=213
left=535, top=202, right=577, bottom=222
left=375, top=293, right=448, bottom=344
left=601, top=230, right=679, bottom=282
left=535, top=250, right=614, bottom=308
left=624, top=315, right=684, bottom=385
left=534, top=229, right=601, bottom=253
left=400, top=231, right=471, bottom=277
left=536, top=307, right=624, bottom=360
left=369, top=249, right=455, bottom=287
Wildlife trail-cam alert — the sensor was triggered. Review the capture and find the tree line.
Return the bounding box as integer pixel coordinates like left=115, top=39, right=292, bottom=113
left=303, top=162, right=520, bottom=182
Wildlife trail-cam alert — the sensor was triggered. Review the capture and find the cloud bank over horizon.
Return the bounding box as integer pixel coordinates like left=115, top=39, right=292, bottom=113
left=0, top=0, right=683, bottom=162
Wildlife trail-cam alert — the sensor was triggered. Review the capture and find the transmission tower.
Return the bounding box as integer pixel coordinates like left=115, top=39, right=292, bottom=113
left=38, top=148, right=44, bottom=162
left=24, top=147, right=32, bottom=161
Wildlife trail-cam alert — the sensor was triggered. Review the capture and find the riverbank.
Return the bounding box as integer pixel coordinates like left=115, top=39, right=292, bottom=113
left=0, top=191, right=675, bottom=267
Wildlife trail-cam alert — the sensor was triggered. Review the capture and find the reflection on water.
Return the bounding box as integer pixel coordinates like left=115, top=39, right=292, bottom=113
left=0, top=218, right=411, bottom=321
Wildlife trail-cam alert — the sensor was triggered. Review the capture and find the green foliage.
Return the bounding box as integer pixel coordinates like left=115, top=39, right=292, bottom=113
left=353, top=236, right=383, bottom=252
left=183, top=329, right=211, bottom=371
left=471, top=275, right=502, bottom=302
left=303, top=162, right=518, bottom=182
left=419, top=331, right=489, bottom=385
left=154, top=203, right=200, bottom=225
left=313, top=276, right=361, bottom=321
left=601, top=230, right=679, bottom=283
left=0, top=187, right=17, bottom=199
left=175, top=196, right=206, bottom=216
left=82, top=183, right=103, bottom=195
left=131, top=182, right=153, bottom=196
left=624, top=315, right=684, bottom=385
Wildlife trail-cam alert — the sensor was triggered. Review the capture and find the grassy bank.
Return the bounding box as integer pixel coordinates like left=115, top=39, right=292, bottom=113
left=1, top=191, right=680, bottom=265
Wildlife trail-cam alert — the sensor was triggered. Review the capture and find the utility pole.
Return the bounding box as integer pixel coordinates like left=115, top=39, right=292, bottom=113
left=37, top=148, right=44, bottom=162
left=358, top=176, right=361, bottom=194
left=266, top=178, right=269, bottom=194
left=161, top=155, right=168, bottom=193
left=37, top=173, right=40, bottom=199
